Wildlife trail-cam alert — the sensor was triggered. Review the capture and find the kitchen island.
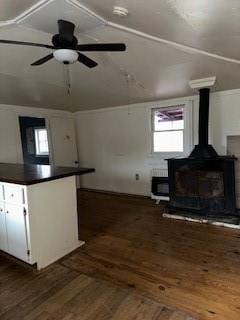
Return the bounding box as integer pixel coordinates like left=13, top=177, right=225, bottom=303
left=0, top=163, right=94, bottom=269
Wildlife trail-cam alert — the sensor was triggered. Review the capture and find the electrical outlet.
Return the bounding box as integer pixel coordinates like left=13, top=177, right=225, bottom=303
left=135, top=173, right=140, bottom=181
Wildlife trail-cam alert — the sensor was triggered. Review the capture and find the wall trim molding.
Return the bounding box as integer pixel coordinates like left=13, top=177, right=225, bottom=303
left=74, top=97, right=196, bottom=115
left=74, top=88, right=240, bottom=114
left=0, top=104, right=74, bottom=117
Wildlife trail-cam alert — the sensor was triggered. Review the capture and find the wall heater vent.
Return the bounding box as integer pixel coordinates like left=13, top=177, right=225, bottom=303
left=151, top=168, right=169, bottom=204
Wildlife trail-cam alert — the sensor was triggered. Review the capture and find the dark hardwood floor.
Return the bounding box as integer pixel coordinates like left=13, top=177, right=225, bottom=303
left=1, top=190, right=240, bottom=319
left=63, top=190, right=240, bottom=320
left=0, top=255, right=193, bottom=320
left=0, top=191, right=196, bottom=320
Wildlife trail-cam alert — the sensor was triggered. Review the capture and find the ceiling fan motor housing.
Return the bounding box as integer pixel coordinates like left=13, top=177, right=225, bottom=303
left=52, top=34, right=78, bottom=49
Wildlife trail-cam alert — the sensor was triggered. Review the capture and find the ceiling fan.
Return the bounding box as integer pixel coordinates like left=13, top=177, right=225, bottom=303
left=0, top=20, right=126, bottom=68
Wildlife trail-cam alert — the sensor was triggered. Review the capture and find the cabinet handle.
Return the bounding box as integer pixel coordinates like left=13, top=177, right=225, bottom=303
left=6, top=210, right=9, bottom=214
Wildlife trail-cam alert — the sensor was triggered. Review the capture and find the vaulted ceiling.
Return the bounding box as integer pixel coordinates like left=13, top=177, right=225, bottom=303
left=0, top=0, right=240, bottom=111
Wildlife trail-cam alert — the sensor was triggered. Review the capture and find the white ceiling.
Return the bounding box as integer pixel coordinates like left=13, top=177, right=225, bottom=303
left=0, top=0, right=39, bottom=20
left=81, top=0, right=240, bottom=59
left=0, top=0, right=240, bottom=111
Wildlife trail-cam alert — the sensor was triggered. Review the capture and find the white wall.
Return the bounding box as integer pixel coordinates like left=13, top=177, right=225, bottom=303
left=1, top=88, right=239, bottom=196
left=0, top=104, right=75, bottom=165
left=76, top=88, right=240, bottom=196
left=209, top=90, right=240, bottom=155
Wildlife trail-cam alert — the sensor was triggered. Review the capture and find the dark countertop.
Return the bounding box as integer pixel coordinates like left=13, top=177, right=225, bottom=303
left=0, top=163, right=95, bottom=185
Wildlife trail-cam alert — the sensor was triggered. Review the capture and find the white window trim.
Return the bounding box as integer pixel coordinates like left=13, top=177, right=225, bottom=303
left=34, top=127, right=49, bottom=157
left=148, top=100, right=193, bottom=159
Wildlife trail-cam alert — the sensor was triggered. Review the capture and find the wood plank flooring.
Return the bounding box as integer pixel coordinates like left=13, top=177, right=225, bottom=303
left=61, top=191, right=240, bottom=320
left=0, top=252, right=194, bottom=319
left=2, top=190, right=240, bottom=319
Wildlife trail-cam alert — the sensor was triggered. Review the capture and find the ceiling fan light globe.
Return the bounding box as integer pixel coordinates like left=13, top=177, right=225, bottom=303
left=53, top=49, right=78, bottom=64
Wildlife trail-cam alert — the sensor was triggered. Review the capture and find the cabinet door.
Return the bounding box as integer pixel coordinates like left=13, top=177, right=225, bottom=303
left=0, top=203, right=8, bottom=253
left=5, top=204, right=29, bottom=262
left=4, top=185, right=25, bottom=205
left=0, top=184, right=4, bottom=201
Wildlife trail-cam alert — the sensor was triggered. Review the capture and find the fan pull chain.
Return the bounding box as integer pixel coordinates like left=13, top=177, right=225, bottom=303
left=62, top=64, right=71, bottom=95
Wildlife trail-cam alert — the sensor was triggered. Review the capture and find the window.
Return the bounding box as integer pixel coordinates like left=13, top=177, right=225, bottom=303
left=152, top=105, right=185, bottom=153
left=34, top=128, right=49, bottom=156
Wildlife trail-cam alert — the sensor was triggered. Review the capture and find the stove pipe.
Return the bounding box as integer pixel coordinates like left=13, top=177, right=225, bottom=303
left=189, top=88, right=218, bottom=158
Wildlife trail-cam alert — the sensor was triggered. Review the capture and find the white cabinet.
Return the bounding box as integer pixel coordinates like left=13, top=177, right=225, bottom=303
left=5, top=204, right=29, bottom=262
left=0, top=177, right=82, bottom=270
left=0, top=202, right=8, bottom=252
left=0, top=184, right=30, bottom=263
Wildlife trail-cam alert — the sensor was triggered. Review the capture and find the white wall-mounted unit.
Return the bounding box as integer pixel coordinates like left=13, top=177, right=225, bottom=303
left=151, top=168, right=169, bottom=204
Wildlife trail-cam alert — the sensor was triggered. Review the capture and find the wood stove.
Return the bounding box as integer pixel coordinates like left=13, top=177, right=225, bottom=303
left=168, top=157, right=236, bottom=216
left=167, top=88, right=237, bottom=218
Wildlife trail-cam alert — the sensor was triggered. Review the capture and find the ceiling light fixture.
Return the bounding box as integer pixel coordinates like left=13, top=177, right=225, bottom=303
left=53, top=49, right=78, bottom=64
left=113, top=6, right=129, bottom=17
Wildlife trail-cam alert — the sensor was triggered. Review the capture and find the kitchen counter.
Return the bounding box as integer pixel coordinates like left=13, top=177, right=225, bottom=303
left=0, top=163, right=94, bottom=269
left=0, top=163, right=95, bottom=185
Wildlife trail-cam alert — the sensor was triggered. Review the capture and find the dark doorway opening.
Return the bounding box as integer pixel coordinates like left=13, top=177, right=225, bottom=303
left=19, top=117, right=50, bottom=165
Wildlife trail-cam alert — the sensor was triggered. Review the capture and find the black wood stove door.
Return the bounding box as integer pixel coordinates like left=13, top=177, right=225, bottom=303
left=167, top=158, right=236, bottom=216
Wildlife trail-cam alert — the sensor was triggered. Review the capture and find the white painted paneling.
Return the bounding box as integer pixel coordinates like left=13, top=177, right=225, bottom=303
left=0, top=0, right=39, bottom=20
left=1, top=5, right=240, bottom=111
left=50, top=117, right=78, bottom=167
left=0, top=110, right=20, bottom=163
left=2, top=2, right=240, bottom=110
left=76, top=102, right=173, bottom=195
left=209, top=91, right=240, bottom=155
left=19, top=0, right=105, bottom=34
left=0, top=104, right=76, bottom=166
left=76, top=89, right=240, bottom=196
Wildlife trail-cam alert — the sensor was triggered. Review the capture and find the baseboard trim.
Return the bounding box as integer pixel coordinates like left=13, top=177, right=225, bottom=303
left=79, top=187, right=150, bottom=199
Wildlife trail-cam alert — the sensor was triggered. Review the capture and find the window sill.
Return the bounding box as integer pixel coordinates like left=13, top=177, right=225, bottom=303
left=35, top=155, right=49, bottom=158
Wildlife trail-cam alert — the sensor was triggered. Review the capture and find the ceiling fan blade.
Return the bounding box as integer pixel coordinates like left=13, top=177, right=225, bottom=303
left=0, top=39, right=54, bottom=49
left=76, top=43, right=126, bottom=52
left=78, top=52, right=98, bottom=68
left=58, top=20, right=75, bottom=42
left=31, top=53, right=54, bottom=66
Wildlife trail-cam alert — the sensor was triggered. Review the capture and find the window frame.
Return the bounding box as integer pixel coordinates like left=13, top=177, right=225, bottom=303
left=34, top=127, right=49, bottom=157
left=149, top=100, right=193, bottom=158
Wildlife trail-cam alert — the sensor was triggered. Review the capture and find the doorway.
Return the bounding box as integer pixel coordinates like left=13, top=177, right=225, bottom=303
left=19, top=117, right=50, bottom=165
